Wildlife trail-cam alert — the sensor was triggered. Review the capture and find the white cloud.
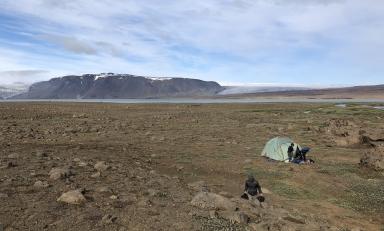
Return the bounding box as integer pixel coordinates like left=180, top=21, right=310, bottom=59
left=0, top=0, right=383, bottom=85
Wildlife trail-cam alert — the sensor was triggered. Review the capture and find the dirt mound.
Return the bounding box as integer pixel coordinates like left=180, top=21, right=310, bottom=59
left=325, top=119, right=384, bottom=147
left=325, top=119, right=362, bottom=146
left=360, top=145, right=384, bottom=171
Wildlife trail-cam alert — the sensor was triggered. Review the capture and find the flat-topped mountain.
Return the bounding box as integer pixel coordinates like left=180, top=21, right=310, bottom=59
left=13, top=73, right=223, bottom=99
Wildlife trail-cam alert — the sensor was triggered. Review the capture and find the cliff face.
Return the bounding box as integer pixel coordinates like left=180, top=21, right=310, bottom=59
left=14, top=74, right=224, bottom=99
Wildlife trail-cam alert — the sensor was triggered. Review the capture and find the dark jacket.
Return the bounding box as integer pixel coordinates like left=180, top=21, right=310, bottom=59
left=288, top=145, right=294, bottom=159
left=244, top=178, right=262, bottom=196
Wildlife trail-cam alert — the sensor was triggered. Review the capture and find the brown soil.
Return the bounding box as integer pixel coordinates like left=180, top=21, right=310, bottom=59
left=0, top=103, right=383, bottom=230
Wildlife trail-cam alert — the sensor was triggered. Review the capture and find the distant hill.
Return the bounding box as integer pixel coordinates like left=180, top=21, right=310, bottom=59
left=220, top=84, right=384, bottom=99
left=13, top=74, right=224, bottom=99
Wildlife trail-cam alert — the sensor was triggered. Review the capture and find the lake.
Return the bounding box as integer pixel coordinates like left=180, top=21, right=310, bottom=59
left=3, top=98, right=384, bottom=104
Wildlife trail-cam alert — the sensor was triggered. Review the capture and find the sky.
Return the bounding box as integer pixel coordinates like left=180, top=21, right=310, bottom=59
left=0, top=0, right=383, bottom=86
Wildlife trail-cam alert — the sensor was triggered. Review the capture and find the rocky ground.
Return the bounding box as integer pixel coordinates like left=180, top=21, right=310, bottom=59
left=0, top=103, right=383, bottom=230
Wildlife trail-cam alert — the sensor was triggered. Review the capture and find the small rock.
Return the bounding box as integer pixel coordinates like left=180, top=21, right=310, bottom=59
left=91, top=172, right=101, bottom=178
left=36, top=150, right=48, bottom=158
left=78, top=161, right=88, bottom=167
left=188, top=181, right=207, bottom=192
left=176, top=166, right=184, bottom=172
left=73, top=158, right=81, bottom=162
left=137, top=198, right=151, bottom=207
left=147, top=208, right=160, bottom=216
left=351, top=228, right=362, bottom=231
left=94, top=161, right=110, bottom=172
left=225, top=211, right=250, bottom=224
left=146, top=189, right=160, bottom=197
left=101, top=214, right=117, bottom=224
left=209, top=210, right=218, bottom=218
left=110, top=195, right=118, bottom=200
left=57, top=190, right=86, bottom=205
left=7, top=153, right=19, bottom=159
left=244, top=159, right=252, bottom=164
left=96, top=186, right=113, bottom=194
left=49, top=167, right=72, bottom=180
left=283, top=215, right=306, bottom=224
left=34, top=180, right=49, bottom=188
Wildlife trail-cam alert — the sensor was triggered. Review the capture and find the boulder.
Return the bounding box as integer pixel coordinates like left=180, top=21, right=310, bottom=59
left=57, top=190, right=86, bottom=205
left=191, top=192, right=236, bottom=210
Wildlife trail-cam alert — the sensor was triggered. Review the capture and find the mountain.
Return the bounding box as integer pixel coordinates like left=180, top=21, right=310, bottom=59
left=0, top=83, right=29, bottom=99
left=13, top=73, right=223, bottom=99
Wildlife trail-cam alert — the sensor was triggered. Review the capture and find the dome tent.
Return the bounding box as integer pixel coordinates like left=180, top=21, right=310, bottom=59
left=261, top=137, right=301, bottom=161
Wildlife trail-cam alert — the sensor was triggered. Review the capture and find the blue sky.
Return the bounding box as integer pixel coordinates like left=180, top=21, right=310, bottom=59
left=0, top=0, right=383, bottom=86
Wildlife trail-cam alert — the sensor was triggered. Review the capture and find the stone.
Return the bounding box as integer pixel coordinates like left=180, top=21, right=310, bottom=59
left=244, top=159, right=252, bottom=164
left=36, top=150, right=48, bottom=158
left=191, top=192, right=236, bottom=210
left=101, top=214, right=117, bottom=224
left=209, top=210, right=218, bottom=219
left=225, top=211, right=250, bottom=224
left=7, top=153, right=19, bottom=159
left=96, top=186, right=113, bottom=194
left=146, top=189, right=160, bottom=197
left=91, top=172, right=101, bottom=178
left=78, top=161, right=88, bottom=167
left=73, top=158, right=81, bottom=162
left=34, top=180, right=49, bottom=188
left=283, top=215, right=306, bottom=224
left=188, top=181, right=207, bottom=192
left=110, top=195, right=118, bottom=200
left=94, top=161, right=110, bottom=172
left=57, top=190, right=86, bottom=205
left=49, top=167, right=72, bottom=180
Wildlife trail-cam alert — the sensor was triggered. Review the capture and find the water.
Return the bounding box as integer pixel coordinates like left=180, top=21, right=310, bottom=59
left=3, top=98, right=384, bottom=104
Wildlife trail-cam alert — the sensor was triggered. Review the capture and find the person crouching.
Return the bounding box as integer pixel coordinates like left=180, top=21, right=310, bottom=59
left=244, top=175, right=265, bottom=207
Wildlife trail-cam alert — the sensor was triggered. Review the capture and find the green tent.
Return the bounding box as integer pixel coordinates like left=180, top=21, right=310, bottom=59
left=261, top=137, right=301, bottom=161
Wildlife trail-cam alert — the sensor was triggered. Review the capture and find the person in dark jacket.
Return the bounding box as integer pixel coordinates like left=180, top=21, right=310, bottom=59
left=244, top=175, right=264, bottom=206
left=294, top=146, right=308, bottom=162
left=287, top=143, right=294, bottom=161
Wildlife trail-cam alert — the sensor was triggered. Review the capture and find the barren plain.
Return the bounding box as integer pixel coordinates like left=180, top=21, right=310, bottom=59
left=0, top=103, right=383, bottom=230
